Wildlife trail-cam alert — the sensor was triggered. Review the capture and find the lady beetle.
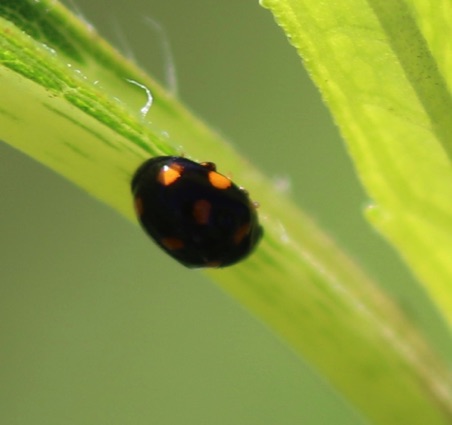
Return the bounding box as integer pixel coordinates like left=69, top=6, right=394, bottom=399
left=131, top=156, right=263, bottom=268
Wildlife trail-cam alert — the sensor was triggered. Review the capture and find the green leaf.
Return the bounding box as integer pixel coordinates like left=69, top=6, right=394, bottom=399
left=1, top=1, right=451, bottom=424
left=260, top=0, right=452, bottom=328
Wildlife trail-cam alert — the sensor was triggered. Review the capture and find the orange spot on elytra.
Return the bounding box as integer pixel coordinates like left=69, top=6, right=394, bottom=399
left=233, top=223, right=251, bottom=245
left=208, top=171, right=231, bottom=189
left=205, top=260, right=222, bottom=268
left=158, top=163, right=183, bottom=186
left=134, top=197, right=144, bottom=216
left=192, top=199, right=211, bottom=225
left=161, top=237, right=185, bottom=250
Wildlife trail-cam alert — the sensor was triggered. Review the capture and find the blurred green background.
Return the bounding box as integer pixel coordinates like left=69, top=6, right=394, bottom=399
left=1, top=1, right=450, bottom=424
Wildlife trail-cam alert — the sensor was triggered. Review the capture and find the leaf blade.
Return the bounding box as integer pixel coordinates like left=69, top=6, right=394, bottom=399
left=261, top=0, right=452, bottom=327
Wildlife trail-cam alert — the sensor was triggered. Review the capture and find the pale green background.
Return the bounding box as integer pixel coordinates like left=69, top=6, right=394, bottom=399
left=1, top=1, right=450, bottom=424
